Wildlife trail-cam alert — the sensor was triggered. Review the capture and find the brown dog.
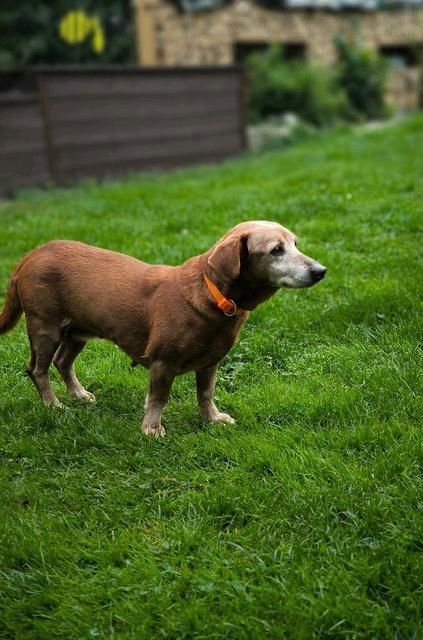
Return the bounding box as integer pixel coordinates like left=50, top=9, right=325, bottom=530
left=0, top=221, right=326, bottom=436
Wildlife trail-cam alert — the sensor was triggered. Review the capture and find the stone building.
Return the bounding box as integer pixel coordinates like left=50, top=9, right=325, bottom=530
left=133, top=0, right=423, bottom=109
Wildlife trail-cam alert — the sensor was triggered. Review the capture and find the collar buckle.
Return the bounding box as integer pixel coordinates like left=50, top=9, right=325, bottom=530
left=223, top=300, right=237, bottom=317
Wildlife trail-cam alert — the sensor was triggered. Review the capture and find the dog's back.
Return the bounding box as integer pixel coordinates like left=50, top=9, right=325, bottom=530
left=14, top=240, right=170, bottom=338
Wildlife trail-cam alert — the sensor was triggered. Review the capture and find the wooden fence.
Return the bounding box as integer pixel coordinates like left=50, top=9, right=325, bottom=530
left=0, top=66, right=247, bottom=196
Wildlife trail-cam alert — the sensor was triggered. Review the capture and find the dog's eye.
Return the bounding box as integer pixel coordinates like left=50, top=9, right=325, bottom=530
left=270, top=244, right=284, bottom=256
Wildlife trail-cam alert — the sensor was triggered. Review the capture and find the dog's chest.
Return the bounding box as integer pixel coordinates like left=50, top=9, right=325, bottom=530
left=155, top=316, right=245, bottom=373
left=191, top=324, right=240, bottom=367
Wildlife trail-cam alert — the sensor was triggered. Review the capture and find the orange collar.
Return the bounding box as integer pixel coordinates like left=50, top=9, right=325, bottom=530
left=203, top=274, right=245, bottom=317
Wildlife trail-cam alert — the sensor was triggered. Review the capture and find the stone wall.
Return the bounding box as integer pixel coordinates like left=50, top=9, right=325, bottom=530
left=144, top=1, right=423, bottom=108
left=150, top=3, right=423, bottom=64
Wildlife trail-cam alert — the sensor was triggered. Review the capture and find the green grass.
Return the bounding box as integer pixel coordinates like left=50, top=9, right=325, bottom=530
left=0, top=115, right=422, bottom=639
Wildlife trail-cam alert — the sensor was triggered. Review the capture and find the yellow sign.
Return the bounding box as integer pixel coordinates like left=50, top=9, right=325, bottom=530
left=59, top=10, right=105, bottom=54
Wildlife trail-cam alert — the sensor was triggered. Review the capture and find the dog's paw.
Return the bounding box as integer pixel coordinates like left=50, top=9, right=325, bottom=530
left=210, top=411, right=235, bottom=425
left=45, top=398, right=67, bottom=410
left=142, top=422, right=166, bottom=438
left=71, top=389, right=96, bottom=403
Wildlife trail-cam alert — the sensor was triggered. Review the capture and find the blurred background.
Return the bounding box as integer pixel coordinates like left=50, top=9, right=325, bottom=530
left=1, top=0, right=422, bottom=194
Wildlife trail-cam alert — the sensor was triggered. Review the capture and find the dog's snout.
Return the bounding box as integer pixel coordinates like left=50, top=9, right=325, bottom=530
left=310, top=264, right=327, bottom=283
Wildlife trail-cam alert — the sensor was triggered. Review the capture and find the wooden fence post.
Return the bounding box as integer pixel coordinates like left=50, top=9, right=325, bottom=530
left=239, top=64, right=249, bottom=152
left=133, top=0, right=158, bottom=66
left=36, top=75, right=60, bottom=185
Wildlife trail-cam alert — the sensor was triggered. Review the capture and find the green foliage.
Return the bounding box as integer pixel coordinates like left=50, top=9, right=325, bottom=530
left=416, top=47, right=423, bottom=108
left=246, top=44, right=347, bottom=125
left=246, top=41, right=390, bottom=125
left=0, top=0, right=133, bottom=68
left=335, top=35, right=388, bottom=121
left=0, top=114, right=422, bottom=638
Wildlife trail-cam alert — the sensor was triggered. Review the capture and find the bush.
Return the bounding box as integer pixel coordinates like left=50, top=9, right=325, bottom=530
left=246, top=45, right=347, bottom=126
left=335, top=35, right=388, bottom=121
left=0, top=1, right=133, bottom=67
left=416, top=48, right=423, bottom=108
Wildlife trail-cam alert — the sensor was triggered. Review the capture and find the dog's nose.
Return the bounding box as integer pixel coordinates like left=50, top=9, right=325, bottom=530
left=311, top=264, right=327, bottom=282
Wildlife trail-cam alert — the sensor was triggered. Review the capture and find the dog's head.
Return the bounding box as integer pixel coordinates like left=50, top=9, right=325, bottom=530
left=208, top=220, right=327, bottom=289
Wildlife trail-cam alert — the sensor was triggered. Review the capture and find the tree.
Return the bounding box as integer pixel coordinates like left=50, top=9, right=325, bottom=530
left=0, top=0, right=134, bottom=68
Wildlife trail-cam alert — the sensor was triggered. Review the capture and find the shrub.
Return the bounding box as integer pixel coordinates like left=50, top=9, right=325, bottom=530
left=416, top=47, right=423, bottom=108
left=246, top=44, right=347, bottom=126
left=335, top=35, right=388, bottom=121
left=0, top=1, right=133, bottom=67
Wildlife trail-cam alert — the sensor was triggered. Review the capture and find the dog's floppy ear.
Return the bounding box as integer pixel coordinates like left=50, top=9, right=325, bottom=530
left=208, top=234, right=248, bottom=282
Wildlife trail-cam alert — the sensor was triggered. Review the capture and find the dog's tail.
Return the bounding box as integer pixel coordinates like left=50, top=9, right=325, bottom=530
left=0, top=275, right=22, bottom=335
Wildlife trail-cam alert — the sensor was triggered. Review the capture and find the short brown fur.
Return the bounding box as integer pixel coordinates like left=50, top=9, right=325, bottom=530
left=0, top=221, right=326, bottom=436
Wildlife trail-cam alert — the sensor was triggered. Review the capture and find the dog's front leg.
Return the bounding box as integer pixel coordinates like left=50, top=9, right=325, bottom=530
left=142, top=361, right=175, bottom=438
left=196, top=365, right=235, bottom=425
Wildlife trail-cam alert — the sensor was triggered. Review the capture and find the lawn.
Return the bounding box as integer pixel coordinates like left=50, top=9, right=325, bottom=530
left=0, top=115, right=422, bottom=639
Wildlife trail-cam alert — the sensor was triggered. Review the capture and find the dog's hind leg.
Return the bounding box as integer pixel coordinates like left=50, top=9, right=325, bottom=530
left=26, top=335, right=36, bottom=378
left=53, top=335, right=95, bottom=402
left=26, top=318, right=63, bottom=408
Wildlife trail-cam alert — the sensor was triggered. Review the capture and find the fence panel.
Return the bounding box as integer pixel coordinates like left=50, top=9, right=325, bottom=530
left=0, top=96, right=50, bottom=195
left=38, top=67, right=246, bottom=186
left=0, top=66, right=246, bottom=196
